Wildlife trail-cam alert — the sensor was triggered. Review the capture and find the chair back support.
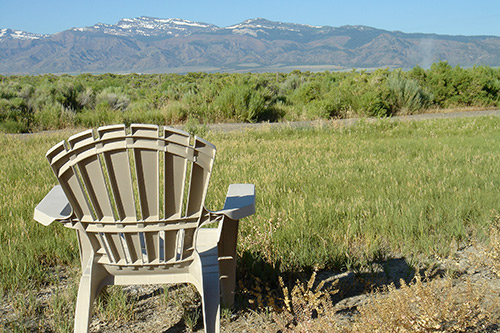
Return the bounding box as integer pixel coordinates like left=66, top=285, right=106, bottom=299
left=45, top=124, right=216, bottom=267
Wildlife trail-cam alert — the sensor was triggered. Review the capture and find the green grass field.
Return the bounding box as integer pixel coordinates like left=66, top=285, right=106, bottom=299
left=2, top=116, right=500, bottom=296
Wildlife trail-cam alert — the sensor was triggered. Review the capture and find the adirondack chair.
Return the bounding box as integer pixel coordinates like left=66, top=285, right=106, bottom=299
left=33, top=124, right=255, bottom=333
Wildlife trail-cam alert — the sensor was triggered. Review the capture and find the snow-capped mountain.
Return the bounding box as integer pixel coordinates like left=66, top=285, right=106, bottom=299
left=1, top=17, right=499, bottom=74
left=0, top=28, right=48, bottom=41
left=224, top=18, right=334, bottom=39
left=70, top=16, right=217, bottom=37
left=67, top=17, right=334, bottom=40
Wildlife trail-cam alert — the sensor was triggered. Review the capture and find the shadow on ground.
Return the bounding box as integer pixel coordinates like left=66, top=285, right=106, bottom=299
left=233, top=250, right=446, bottom=313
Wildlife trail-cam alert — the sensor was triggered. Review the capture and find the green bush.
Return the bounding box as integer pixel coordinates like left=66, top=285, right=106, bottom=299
left=33, top=103, right=73, bottom=130
left=76, top=104, right=122, bottom=128
left=0, top=97, right=32, bottom=133
left=0, top=119, right=28, bottom=133
left=96, top=88, right=130, bottom=111
left=77, top=87, right=95, bottom=109
left=387, top=71, right=431, bottom=115
left=212, top=83, right=268, bottom=122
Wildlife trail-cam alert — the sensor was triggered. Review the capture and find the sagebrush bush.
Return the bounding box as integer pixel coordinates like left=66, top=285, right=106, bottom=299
left=96, top=88, right=130, bottom=111
left=212, top=83, right=268, bottom=122
left=77, top=87, right=95, bottom=109
left=387, top=71, right=431, bottom=115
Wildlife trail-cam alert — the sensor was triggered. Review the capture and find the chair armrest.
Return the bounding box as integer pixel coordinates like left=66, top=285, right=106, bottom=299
left=214, top=184, right=255, bottom=220
left=34, top=185, right=73, bottom=226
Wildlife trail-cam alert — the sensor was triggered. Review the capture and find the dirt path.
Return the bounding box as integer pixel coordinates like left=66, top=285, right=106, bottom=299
left=7, top=109, right=500, bottom=138
left=204, top=109, right=500, bottom=133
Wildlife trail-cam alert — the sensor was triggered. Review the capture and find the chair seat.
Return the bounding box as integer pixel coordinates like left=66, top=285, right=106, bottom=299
left=197, top=228, right=220, bottom=274
left=196, top=228, right=220, bottom=250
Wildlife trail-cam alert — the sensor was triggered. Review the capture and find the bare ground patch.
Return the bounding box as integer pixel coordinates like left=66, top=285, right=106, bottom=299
left=2, top=240, right=499, bottom=332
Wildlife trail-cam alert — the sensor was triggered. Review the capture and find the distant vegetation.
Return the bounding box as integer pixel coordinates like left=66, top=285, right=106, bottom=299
left=0, top=61, right=499, bottom=133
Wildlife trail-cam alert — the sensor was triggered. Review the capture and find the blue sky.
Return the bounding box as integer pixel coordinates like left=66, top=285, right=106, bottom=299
left=1, top=0, right=499, bottom=36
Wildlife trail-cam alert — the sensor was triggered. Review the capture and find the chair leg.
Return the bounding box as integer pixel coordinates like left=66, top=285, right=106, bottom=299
left=218, top=218, right=239, bottom=308
left=200, top=271, right=221, bottom=333
left=74, top=261, right=109, bottom=333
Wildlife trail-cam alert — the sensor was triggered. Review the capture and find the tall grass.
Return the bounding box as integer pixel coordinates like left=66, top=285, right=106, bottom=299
left=0, top=130, right=80, bottom=292
left=205, top=116, right=500, bottom=273
left=1, top=117, right=500, bottom=295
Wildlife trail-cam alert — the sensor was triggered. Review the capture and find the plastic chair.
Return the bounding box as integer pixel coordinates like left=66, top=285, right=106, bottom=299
left=34, top=124, right=255, bottom=333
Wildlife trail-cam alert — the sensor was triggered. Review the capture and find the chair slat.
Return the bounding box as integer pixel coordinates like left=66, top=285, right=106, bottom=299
left=102, top=150, right=137, bottom=221
left=77, top=154, right=115, bottom=221
left=83, top=221, right=199, bottom=233
left=46, top=142, right=89, bottom=221
left=164, top=153, right=187, bottom=218
left=134, top=149, right=159, bottom=220
left=98, top=232, right=117, bottom=263
left=109, top=233, right=127, bottom=263
left=128, top=233, right=142, bottom=264
left=185, top=138, right=216, bottom=216
left=132, top=125, right=160, bottom=221
left=67, top=129, right=115, bottom=221
left=61, top=170, right=94, bottom=221
left=119, top=233, right=133, bottom=264
left=164, top=129, right=190, bottom=219
left=145, top=232, right=159, bottom=263
left=164, top=230, right=178, bottom=262
left=96, top=126, right=137, bottom=222
left=183, top=228, right=195, bottom=259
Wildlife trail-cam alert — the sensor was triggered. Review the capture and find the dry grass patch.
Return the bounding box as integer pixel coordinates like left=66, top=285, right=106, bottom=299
left=488, top=216, right=500, bottom=278
left=257, top=270, right=498, bottom=332
left=351, top=274, right=495, bottom=332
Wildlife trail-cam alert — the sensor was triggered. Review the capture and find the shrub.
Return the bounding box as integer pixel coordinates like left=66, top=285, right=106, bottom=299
left=292, top=81, right=322, bottom=104
left=96, top=88, right=130, bottom=111
left=0, top=65, right=498, bottom=131
left=122, top=106, right=167, bottom=126
left=0, top=119, right=28, bottom=133
left=212, top=84, right=268, bottom=122
left=162, top=101, right=188, bottom=123
left=354, top=90, right=390, bottom=117
left=0, top=97, right=31, bottom=133
left=34, top=102, right=76, bottom=131
left=77, top=87, right=95, bottom=109
left=76, top=104, right=122, bottom=127
left=387, top=71, right=431, bottom=115
left=279, top=74, right=303, bottom=98
left=54, top=80, right=82, bottom=111
left=306, top=99, right=341, bottom=119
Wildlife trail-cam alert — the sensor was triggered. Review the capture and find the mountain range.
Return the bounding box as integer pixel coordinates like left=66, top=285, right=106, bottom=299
left=1, top=17, right=500, bottom=74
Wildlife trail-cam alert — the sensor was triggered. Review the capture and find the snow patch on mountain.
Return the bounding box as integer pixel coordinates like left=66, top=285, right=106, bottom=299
left=225, top=18, right=325, bottom=37
left=0, top=28, right=47, bottom=41
left=70, top=17, right=217, bottom=37
left=2, top=17, right=331, bottom=41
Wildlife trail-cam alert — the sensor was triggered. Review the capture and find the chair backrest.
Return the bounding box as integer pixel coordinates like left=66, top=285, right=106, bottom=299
left=46, top=124, right=216, bottom=266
